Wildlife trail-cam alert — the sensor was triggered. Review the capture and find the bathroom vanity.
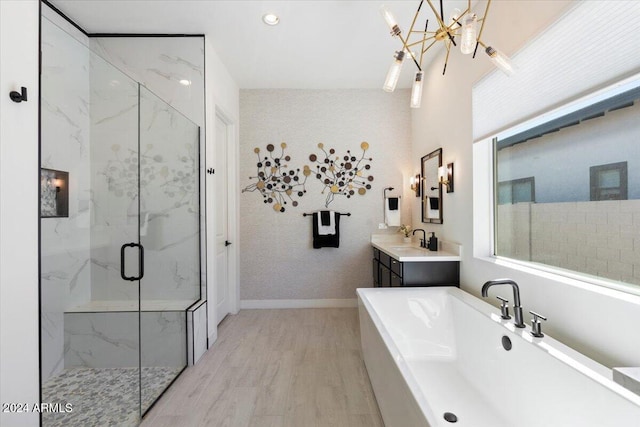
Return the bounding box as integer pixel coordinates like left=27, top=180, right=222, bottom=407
left=371, top=236, right=460, bottom=287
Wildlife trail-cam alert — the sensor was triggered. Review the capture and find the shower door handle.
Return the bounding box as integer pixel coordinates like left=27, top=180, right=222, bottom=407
left=120, top=242, right=144, bottom=281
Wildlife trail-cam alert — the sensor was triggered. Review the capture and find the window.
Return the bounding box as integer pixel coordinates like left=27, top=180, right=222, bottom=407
left=493, top=85, right=640, bottom=288
left=590, top=162, right=627, bottom=201
left=497, top=177, right=535, bottom=205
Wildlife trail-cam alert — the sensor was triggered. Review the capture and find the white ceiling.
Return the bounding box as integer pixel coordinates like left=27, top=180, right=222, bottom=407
left=50, top=0, right=470, bottom=89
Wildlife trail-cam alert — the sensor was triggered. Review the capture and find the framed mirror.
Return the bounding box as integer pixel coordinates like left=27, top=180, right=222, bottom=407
left=421, top=148, right=443, bottom=224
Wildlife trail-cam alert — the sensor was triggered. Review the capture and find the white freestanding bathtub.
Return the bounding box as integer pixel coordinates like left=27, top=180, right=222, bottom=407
left=357, top=287, right=640, bottom=427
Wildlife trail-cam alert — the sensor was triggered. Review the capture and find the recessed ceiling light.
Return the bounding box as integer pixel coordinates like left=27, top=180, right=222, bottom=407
left=262, top=13, right=279, bottom=26
left=179, top=79, right=191, bottom=86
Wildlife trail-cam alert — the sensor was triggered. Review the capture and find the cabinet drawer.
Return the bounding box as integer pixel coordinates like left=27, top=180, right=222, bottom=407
left=390, top=258, right=402, bottom=276
left=379, top=251, right=391, bottom=268
left=390, top=273, right=402, bottom=287
left=373, top=247, right=380, bottom=260
left=379, top=264, right=391, bottom=287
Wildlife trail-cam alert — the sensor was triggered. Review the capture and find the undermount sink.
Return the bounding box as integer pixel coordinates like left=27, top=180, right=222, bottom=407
left=390, top=246, right=426, bottom=252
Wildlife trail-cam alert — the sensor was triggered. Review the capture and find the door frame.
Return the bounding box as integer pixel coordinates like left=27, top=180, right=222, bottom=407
left=206, top=106, right=239, bottom=345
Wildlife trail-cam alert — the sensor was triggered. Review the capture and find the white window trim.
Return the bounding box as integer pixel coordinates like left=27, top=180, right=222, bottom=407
left=473, top=73, right=640, bottom=300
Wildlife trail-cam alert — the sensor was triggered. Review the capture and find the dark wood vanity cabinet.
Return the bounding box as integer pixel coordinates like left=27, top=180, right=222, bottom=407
left=372, top=247, right=459, bottom=287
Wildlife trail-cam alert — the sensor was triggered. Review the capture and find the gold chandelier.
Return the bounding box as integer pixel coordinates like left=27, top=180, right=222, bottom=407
left=381, top=0, right=514, bottom=108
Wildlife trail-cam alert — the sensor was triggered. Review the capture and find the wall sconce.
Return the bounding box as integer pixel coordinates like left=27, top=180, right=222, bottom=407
left=410, top=173, right=421, bottom=197
left=438, top=163, right=454, bottom=193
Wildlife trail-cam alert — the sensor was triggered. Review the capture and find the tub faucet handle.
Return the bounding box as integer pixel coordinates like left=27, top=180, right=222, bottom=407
left=496, top=296, right=511, bottom=320
left=529, top=310, right=547, bottom=338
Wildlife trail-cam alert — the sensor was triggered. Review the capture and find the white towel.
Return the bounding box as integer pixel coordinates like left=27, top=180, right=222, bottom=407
left=317, top=211, right=336, bottom=235
left=385, top=198, right=401, bottom=226
left=426, top=197, right=440, bottom=219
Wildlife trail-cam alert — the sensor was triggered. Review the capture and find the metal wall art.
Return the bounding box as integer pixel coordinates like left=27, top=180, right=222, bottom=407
left=242, top=143, right=310, bottom=212
left=308, top=142, right=374, bottom=207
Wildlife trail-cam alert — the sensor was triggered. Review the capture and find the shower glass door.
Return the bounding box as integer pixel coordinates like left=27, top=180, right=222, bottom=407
left=41, top=15, right=200, bottom=425
left=138, top=86, right=200, bottom=413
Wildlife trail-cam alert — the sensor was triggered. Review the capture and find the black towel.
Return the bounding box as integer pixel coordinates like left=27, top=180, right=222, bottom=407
left=429, top=197, right=439, bottom=210
left=320, top=210, right=331, bottom=226
left=388, top=197, right=399, bottom=210
left=312, top=212, right=340, bottom=248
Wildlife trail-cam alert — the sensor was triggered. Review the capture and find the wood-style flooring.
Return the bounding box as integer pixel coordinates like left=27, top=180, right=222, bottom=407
left=141, top=308, right=384, bottom=427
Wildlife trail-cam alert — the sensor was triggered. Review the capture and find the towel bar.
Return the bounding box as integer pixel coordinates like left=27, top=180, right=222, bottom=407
left=303, top=212, right=351, bottom=217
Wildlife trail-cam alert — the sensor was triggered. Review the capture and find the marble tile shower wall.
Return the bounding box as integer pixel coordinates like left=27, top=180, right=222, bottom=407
left=64, top=312, right=186, bottom=369
left=41, top=18, right=92, bottom=382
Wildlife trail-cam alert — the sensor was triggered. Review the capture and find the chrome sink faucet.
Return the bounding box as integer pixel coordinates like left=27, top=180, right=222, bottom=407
left=481, top=279, right=525, bottom=328
left=412, top=228, right=427, bottom=248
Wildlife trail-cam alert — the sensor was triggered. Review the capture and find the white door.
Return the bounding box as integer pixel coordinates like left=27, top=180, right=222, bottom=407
left=215, top=114, right=230, bottom=324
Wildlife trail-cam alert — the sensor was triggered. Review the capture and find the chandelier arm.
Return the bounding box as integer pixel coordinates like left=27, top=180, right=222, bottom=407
left=442, top=39, right=452, bottom=75
left=420, top=18, right=429, bottom=65
left=447, top=32, right=457, bottom=47
left=420, top=38, right=439, bottom=55
left=406, top=37, right=437, bottom=48
left=472, top=41, right=480, bottom=58
left=399, top=33, right=422, bottom=70
left=409, top=30, right=437, bottom=36
left=404, top=0, right=425, bottom=69
left=424, top=0, right=447, bottom=30
left=408, top=0, right=425, bottom=37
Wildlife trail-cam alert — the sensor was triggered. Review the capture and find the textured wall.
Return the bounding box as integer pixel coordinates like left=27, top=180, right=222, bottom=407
left=240, top=89, right=412, bottom=301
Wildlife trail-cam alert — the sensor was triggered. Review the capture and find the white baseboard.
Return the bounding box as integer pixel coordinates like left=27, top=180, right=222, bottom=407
left=240, top=298, right=358, bottom=309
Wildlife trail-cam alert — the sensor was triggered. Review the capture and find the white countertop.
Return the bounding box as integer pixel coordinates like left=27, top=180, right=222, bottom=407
left=371, top=234, right=461, bottom=262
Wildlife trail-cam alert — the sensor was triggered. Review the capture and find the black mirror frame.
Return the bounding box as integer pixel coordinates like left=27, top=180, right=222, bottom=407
left=421, top=148, right=443, bottom=224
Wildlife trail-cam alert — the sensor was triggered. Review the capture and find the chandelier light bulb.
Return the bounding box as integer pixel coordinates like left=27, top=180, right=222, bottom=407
left=380, top=5, right=402, bottom=36
left=410, top=71, right=424, bottom=109
left=449, top=8, right=462, bottom=29
left=460, top=13, right=477, bottom=55
left=383, top=50, right=405, bottom=92
left=485, top=46, right=514, bottom=76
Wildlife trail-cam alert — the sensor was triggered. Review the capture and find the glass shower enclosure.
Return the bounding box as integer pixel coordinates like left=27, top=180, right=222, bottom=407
left=40, top=17, right=200, bottom=426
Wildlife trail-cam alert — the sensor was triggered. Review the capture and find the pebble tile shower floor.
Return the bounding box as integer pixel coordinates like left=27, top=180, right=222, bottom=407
left=41, top=366, right=182, bottom=426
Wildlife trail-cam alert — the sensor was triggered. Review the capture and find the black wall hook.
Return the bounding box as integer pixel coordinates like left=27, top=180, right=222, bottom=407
left=9, top=87, right=28, bottom=103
